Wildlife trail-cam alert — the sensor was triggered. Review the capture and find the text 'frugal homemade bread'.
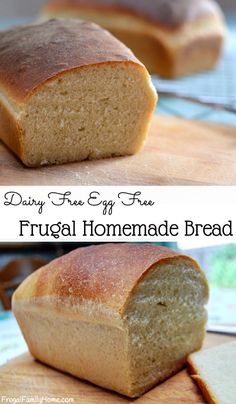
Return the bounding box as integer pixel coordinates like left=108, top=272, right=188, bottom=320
left=0, top=19, right=157, bottom=167
left=41, top=0, right=226, bottom=78
left=13, top=243, right=209, bottom=398
left=188, top=341, right=236, bottom=404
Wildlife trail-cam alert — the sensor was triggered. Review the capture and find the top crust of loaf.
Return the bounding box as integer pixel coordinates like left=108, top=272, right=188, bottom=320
left=0, top=18, right=143, bottom=102
left=13, top=243, right=209, bottom=317
left=43, top=0, right=223, bottom=30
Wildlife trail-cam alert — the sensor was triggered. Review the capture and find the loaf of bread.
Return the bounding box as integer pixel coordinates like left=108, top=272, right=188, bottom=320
left=188, top=341, right=236, bottom=404
left=41, top=0, right=226, bottom=78
left=13, top=243, right=209, bottom=398
left=0, top=19, right=156, bottom=167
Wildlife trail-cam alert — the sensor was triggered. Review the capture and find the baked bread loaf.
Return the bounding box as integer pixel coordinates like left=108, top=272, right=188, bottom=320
left=13, top=243, right=209, bottom=398
left=0, top=19, right=156, bottom=167
left=41, top=0, right=226, bottom=78
left=188, top=341, right=236, bottom=404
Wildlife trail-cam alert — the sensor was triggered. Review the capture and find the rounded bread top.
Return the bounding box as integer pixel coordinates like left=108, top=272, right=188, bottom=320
left=44, top=0, right=223, bottom=29
left=13, top=243, right=208, bottom=316
left=0, top=18, right=142, bottom=101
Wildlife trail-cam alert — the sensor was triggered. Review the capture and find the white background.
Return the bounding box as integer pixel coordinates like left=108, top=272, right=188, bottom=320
left=1, top=186, right=236, bottom=243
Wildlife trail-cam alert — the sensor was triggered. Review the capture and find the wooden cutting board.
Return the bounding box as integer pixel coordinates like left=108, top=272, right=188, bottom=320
left=0, top=115, right=235, bottom=185
left=0, top=333, right=235, bottom=403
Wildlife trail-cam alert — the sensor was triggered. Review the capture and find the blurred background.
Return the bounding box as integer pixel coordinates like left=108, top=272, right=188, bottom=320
left=0, top=0, right=235, bottom=19
left=0, top=241, right=235, bottom=365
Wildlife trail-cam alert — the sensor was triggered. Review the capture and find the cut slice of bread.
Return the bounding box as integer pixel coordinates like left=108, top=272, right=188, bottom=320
left=187, top=340, right=236, bottom=404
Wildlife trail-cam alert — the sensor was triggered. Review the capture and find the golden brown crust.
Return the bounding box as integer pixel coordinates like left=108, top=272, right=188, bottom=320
left=0, top=99, right=23, bottom=158
left=43, top=0, right=223, bottom=29
left=167, top=34, right=224, bottom=78
left=0, top=19, right=142, bottom=102
left=187, top=359, right=217, bottom=404
left=110, top=28, right=172, bottom=77
left=109, top=28, right=224, bottom=78
left=13, top=243, right=208, bottom=315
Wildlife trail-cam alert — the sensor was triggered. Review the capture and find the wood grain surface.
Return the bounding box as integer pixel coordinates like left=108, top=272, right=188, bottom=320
left=0, top=333, right=235, bottom=403
left=0, top=115, right=235, bottom=185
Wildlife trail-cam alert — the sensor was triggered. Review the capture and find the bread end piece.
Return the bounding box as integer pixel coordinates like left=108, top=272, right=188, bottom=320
left=187, top=341, right=236, bottom=404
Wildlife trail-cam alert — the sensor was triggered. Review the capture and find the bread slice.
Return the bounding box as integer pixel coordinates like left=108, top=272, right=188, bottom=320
left=41, top=0, right=226, bottom=78
left=13, top=243, right=209, bottom=398
left=0, top=19, right=157, bottom=167
left=188, top=341, right=236, bottom=404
